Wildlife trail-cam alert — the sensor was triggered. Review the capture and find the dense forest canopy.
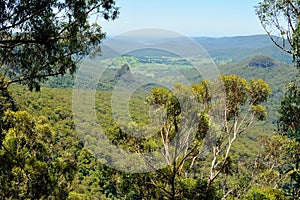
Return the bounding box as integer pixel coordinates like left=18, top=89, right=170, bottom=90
left=248, top=55, right=278, bottom=68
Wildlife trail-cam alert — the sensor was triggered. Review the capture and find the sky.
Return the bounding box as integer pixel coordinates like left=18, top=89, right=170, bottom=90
left=100, top=0, right=266, bottom=37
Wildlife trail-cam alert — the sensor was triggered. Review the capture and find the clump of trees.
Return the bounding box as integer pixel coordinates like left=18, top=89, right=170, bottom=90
left=101, top=74, right=271, bottom=199
left=0, top=0, right=120, bottom=198
left=0, top=74, right=272, bottom=199
left=248, top=55, right=278, bottom=68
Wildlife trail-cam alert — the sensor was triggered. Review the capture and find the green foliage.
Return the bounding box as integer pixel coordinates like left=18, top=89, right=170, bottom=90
left=248, top=79, right=271, bottom=105
left=251, top=134, right=300, bottom=198
left=248, top=55, right=278, bottom=68
left=2, top=2, right=296, bottom=198
left=256, top=0, right=300, bottom=67
left=0, top=0, right=119, bottom=90
left=244, top=187, right=285, bottom=200
left=256, top=2, right=300, bottom=197
left=0, top=110, right=61, bottom=199
left=0, top=87, right=118, bottom=199
left=220, top=74, right=270, bottom=120
left=0, top=88, right=16, bottom=118
left=68, top=147, right=118, bottom=200
left=277, top=80, right=300, bottom=197
left=176, top=178, right=221, bottom=200
left=197, top=112, right=210, bottom=141
left=278, top=81, right=300, bottom=141
left=147, top=87, right=171, bottom=106
left=218, top=61, right=296, bottom=124
left=192, top=79, right=212, bottom=106
left=143, top=75, right=271, bottom=199
left=221, top=74, right=248, bottom=118
left=251, top=105, right=267, bottom=120
left=0, top=72, right=280, bottom=199
left=42, top=55, right=293, bottom=126
left=147, top=87, right=182, bottom=121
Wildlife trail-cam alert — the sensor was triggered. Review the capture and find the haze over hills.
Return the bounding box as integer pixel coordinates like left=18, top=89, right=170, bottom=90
left=193, top=34, right=292, bottom=64
left=106, top=34, right=292, bottom=64
left=194, top=35, right=274, bottom=49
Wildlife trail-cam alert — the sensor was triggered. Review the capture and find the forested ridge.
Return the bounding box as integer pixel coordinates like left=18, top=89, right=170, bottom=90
left=0, top=64, right=297, bottom=199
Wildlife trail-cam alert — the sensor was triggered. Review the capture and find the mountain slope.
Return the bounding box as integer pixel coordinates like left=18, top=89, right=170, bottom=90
left=193, top=35, right=292, bottom=64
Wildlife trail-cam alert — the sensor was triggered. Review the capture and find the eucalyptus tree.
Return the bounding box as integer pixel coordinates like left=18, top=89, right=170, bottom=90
left=257, top=1, right=300, bottom=197
left=143, top=75, right=271, bottom=199
left=256, top=0, right=300, bottom=66
left=0, top=0, right=119, bottom=90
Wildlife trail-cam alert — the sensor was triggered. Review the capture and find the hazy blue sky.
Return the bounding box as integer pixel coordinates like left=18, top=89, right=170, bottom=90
left=100, top=0, right=265, bottom=37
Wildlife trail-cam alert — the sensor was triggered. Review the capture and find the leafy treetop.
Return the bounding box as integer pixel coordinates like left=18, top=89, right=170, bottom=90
left=256, top=0, right=300, bottom=67
left=248, top=55, right=278, bottom=68
left=0, top=0, right=119, bottom=91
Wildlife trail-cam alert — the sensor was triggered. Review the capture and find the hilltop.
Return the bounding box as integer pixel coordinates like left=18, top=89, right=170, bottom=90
left=193, top=35, right=292, bottom=64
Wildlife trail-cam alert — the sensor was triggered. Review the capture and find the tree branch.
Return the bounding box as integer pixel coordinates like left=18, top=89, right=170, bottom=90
left=0, top=72, right=63, bottom=90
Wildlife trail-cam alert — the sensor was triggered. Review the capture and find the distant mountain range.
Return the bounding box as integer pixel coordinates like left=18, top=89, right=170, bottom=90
left=193, top=35, right=274, bottom=49
left=193, top=35, right=292, bottom=64
left=106, top=34, right=292, bottom=64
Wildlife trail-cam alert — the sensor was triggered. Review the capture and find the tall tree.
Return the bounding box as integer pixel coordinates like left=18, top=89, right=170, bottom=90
left=278, top=81, right=300, bottom=141
left=257, top=1, right=300, bottom=197
left=0, top=0, right=119, bottom=90
left=256, top=0, right=300, bottom=67
left=277, top=81, right=300, bottom=198
left=145, top=83, right=212, bottom=200
left=206, top=75, right=271, bottom=197
left=137, top=76, right=271, bottom=199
